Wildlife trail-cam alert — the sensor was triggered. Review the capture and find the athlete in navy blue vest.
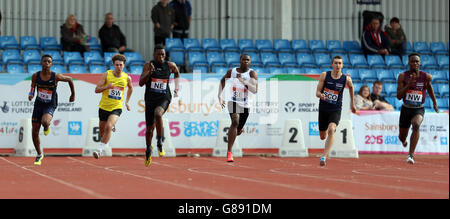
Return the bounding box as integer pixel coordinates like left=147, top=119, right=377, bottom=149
left=28, top=55, right=75, bottom=165
left=315, top=55, right=356, bottom=166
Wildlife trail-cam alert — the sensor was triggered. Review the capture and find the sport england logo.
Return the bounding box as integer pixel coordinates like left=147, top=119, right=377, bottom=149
left=1, top=101, right=9, bottom=113
left=309, top=122, right=319, bottom=136
left=284, top=102, right=296, bottom=112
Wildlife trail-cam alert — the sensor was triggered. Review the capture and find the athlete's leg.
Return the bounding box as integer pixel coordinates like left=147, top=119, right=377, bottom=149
left=145, top=124, right=156, bottom=149
left=228, top=113, right=240, bottom=152
left=320, top=131, right=327, bottom=141
left=31, top=122, right=42, bottom=155
left=41, top=113, right=53, bottom=133
left=236, top=110, right=249, bottom=136
left=408, top=114, right=424, bottom=157
left=398, top=128, right=409, bottom=147
left=154, top=106, right=165, bottom=140
left=99, top=121, right=106, bottom=141
left=322, top=123, right=337, bottom=158
left=101, top=114, right=119, bottom=144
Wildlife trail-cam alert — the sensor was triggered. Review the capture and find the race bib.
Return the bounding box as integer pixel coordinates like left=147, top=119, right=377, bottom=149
left=404, top=90, right=423, bottom=106
left=232, top=86, right=248, bottom=102
left=150, top=78, right=168, bottom=93
left=108, top=87, right=124, bottom=100
left=37, top=88, right=52, bottom=103
left=323, top=88, right=339, bottom=104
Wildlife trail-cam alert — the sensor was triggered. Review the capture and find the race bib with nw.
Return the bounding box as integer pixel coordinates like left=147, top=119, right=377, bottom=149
left=404, top=90, right=423, bottom=106
left=323, top=88, right=339, bottom=104
left=150, top=78, right=168, bottom=93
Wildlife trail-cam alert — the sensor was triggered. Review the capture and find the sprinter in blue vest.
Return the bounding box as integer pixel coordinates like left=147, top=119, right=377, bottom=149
left=315, top=55, right=356, bottom=166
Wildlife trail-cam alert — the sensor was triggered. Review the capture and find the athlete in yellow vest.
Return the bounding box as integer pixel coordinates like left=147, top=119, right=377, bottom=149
left=93, top=54, right=133, bottom=158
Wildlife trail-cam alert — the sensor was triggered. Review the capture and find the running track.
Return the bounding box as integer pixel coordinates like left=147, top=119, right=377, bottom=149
left=0, top=155, right=448, bottom=199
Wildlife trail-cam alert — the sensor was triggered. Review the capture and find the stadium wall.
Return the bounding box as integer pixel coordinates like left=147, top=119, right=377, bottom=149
left=1, top=0, right=448, bottom=60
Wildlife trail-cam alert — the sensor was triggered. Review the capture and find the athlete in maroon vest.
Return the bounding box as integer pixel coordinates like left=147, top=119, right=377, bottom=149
left=397, top=53, right=439, bottom=164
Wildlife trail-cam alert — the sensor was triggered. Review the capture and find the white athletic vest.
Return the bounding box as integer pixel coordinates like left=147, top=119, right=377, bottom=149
left=229, top=67, right=252, bottom=108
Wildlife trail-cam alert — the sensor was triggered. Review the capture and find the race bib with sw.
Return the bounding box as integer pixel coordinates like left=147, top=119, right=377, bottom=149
left=404, top=90, right=423, bottom=106
left=108, top=87, right=124, bottom=100
left=150, top=78, right=168, bottom=93
left=323, top=88, right=339, bottom=104
left=37, top=88, right=53, bottom=103
left=232, top=86, right=248, bottom=102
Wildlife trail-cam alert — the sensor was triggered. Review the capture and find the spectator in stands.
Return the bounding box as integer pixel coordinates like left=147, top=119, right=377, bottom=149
left=61, top=14, right=90, bottom=53
left=361, top=17, right=390, bottom=57
left=355, top=85, right=375, bottom=110
left=99, top=13, right=133, bottom=53
left=384, top=17, right=407, bottom=56
left=151, top=0, right=175, bottom=46
left=370, top=81, right=395, bottom=111
left=169, top=0, right=192, bottom=42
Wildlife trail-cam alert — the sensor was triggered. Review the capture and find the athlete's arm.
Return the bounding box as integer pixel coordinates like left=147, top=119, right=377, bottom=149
left=169, top=62, right=180, bottom=97
left=316, top=72, right=326, bottom=101
left=95, top=72, right=112, bottom=93
left=346, top=75, right=357, bottom=113
left=28, top=73, right=37, bottom=101
left=241, top=70, right=258, bottom=94
left=426, top=73, right=438, bottom=112
left=56, top=73, right=75, bottom=102
left=125, top=76, right=133, bottom=111
left=139, top=62, right=155, bottom=87
left=396, top=73, right=414, bottom=100
left=218, top=69, right=232, bottom=108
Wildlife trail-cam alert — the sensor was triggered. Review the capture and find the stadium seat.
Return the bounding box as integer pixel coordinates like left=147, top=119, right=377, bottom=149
left=129, top=65, right=144, bottom=75
left=202, top=38, right=222, bottom=52
left=170, top=51, right=185, bottom=66
left=314, top=53, right=331, bottom=68
left=212, top=66, right=228, bottom=74
left=224, top=52, right=241, bottom=67
left=431, top=70, right=448, bottom=84
left=255, top=40, right=274, bottom=53
left=359, top=69, right=377, bottom=84
left=353, top=82, right=363, bottom=94
left=188, top=52, right=208, bottom=68
left=326, top=40, right=346, bottom=53
left=273, top=39, right=293, bottom=53
left=6, top=64, right=26, bottom=73
left=343, top=41, right=362, bottom=54
left=252, top=66, right=267, bottom=74
left=51, top=64, right=66, bottom=73
left=291, top=40, right=311, bottom=54
left=438, top=84, right=449, bottom=98
left=83, top=51, right=104, bottom=66
left=23, top=50, right=42, bottom=65
left=27, top=64, right=41, bottom=74
left=103, top=52, right=116, bottom=66
left=20, top=36, right=40, bottom=50
left=376, top=69, right=396, bottom=83
left=391, top=69, right=406, bottom=81
left=1, top=50, right=22, bottom=65
left=68, top=64, right=87, bottom=74
left=302, top=68, right=322, bottom=74
left=285, top=67, right=302, bottom=74
left=87, top=37, right=102, bottom=52
left=278, top=53, right=298, bottom=67
left=385, top=97, right=402, bottom=110
left=420, top=55, right=439, bottom=70
left=437, top=98, right=449, bottom=111
left=0, top=64, right=4, bottom=73
left=165, top=38, right=185, bottom=52
left=124, top=52, right=145, bottom=66
left=192, top=66, right=209, bottom=73
left=383, top=83, right=397, bottom=97
left=63, top=52, right=84, bottom=66
left=385, top=55, right=404, bottom=69
left=342, top=69, right=360, bottom=83
left=309, top=40, right=328, bottom=53
left=405, top=42, right=413, bottom=54
left=260, top=52, right=281, bottom=67
left=330, top=53, right=351, bottom=68
left=238, top=39, right=258, bottom=53
left=43, top=50, right=64, bottom=65
left=246, top=52, right=263, bottom=67
left=367, top=54, right=387, bottom=69
left=436, top=55, right=449, bottom=70
left=268, top=67, right=284, bottom=74
left=413, top=41, right=432, bottom=55
left=184, top=38, right=203, bottom=52
left=349, top=54, right=369, bottom=69
left=220, top=39, right=240, bottom=52
left=40, top=36, right=60, bottom=50
left=0, top=36, right=20, bottom=50
left=89, top=64, right=107, bottom=74
left=206, top=51, right=227, bottom=68
left=296, top=53, right=318, bottom=68
left=430, top=42, right=448, bottom=55
left=424, top=98, right=434, bottom=112
left=401, top=54, right=409, bottom=68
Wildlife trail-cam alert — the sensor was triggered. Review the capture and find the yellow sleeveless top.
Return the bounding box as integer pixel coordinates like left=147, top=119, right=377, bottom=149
left=99, top=70, right=128, bottom=111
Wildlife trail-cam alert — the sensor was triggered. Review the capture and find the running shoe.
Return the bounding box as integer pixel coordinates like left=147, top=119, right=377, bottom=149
left=406, top=155, right=415, bottom=164
left=319, top=157, right=326, bottom=166
left=227, top=151, right=234, bottom=162
left=44, top=127, right=50, bottom=136
left=157, top=146, right=166, bottom=157
left=93, top=150, right=102, bottom=159
left=34, top=154, right=44, bottom=165
left=145, top=147, right=152, bottom=167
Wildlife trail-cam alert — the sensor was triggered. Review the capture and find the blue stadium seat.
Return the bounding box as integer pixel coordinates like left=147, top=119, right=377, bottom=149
left=330, top=53, right=351, bottom=68
left=238, top=39, right=258, bottom=53
left=413, top=41, right=432, bottom=55
left=430, top=42, right=448, bottom=55
left=321, top=67, right=333, bottom=73
left=267, top=67, right=283, bottom=74
left=437, top=98, right=449, bottom=111
left=309, top=40, right=328, bottom=53
left=401, top=54, right=409, bottom=68
left=63, top=52, right=84, bottom=66
left=405, top=42, right=413, bottom=54
left=27, top=64, right=42, bottom=74
left=68, top=64, right=87, bottom=74
left=23, top=50, right=42, bottom=65
left=103, top=52, right=116, bottom=66
left=436, top=55, right=449, bottom=70
left=188, top=52, right=208, bottom=67
left=285, top=67, right=302, bottom=74
left=40, top=36, right=60, bottom=50
left=383, top=83, right=397, bottom=97
left=342, top=68, right=360, bottom=83
left=165, top=38, right=185, bottom=52
left=129, top=65, right=144, bottom=75
left=206, top=52, right=227, bottom=68
left=314, top=53, right=331, bottom=68
left=431, top=70, right=448, bottom=84
left=278, top=53, right=298, bottom=67
left=391, top=69, right=406, bottom=81
left=89, top=64, right=107, bottom=74
left=170, top=51, right=185, bottom=66
left=438, top=84, right=449, bottom=98
left=51, top=64, right=66, bottom=73
left=192, top=66, right=209, bottom=73
left=420, top=55, right=439, bottom=70
left=296, top=53, right=318, bottom=68
left=1, top=50, right=22, bottom=65
left=202, top=38, right=222, bottom=52
left=20, top=36, right=40, bottom=50
left=385, top=97, right=402, bottom=110
left=87, top=37, right=102, bottom=52
left=43, top=50, right=63, bottom=65
left=220, top=39, right=240, bottom=52
left=255, top=40, right=274, bottom=53
left=385, top=55, right=404, bottom=69
left=432, top=84, right=441, bottom=98
left=349, top=54, right=369, bottom=69
left=367, top=54, right=387, bottom=69
left=260, top=52, right=281, bottom=67
left=359, top=69, right=377, bottom=84
left=7, top=64, right=26, bottom=73
left=83, top=51, right=104, bottom=66
left=246, top=52, right=263, bottom=67
left=224, top=52, right=241, bottom=67
left=273, top=39, right=293, bottom=53
left=376, top=69, right=396, bottom=83
left=0, top=64, right=4, bottom=73
left=424, top=98, right=434, bottom=112
left=291, top=40, right=311, bottom=53
left=302, top=68, right=322, bottom=74
left=124, top=52, right=145, bottom=66
left=212, top=66, right=228, bottom=74
left=353, top=82, right=363, bottom=94
left=326, top=40, right=346, bottom=53
left=184, top=38, right=203, bottom=52
left=0, top=36, right=20, bottom=50
left=252, top=66, right=267, bottom=74
left=343, top=41, right=362, bottom=54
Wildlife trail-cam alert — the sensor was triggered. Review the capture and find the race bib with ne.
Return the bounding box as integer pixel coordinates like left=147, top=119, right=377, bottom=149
left=323, top=88, right=339, bottom=104
left=150, top=78, right=168, bottom=93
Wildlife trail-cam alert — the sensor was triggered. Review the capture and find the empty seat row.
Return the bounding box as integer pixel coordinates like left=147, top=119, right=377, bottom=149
left=0, top=35, right=102, bottom=52
left=3, top=62, right=145, bottom=75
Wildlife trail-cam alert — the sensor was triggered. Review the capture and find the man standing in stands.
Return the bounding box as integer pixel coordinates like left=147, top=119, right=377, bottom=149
left=385, top=17, right=407, bottom=56
left=170, top=0, right=192, bottom=42
left=151, top=0, right=175, bottom=46
left=362, top=17, right=391, bottom=57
